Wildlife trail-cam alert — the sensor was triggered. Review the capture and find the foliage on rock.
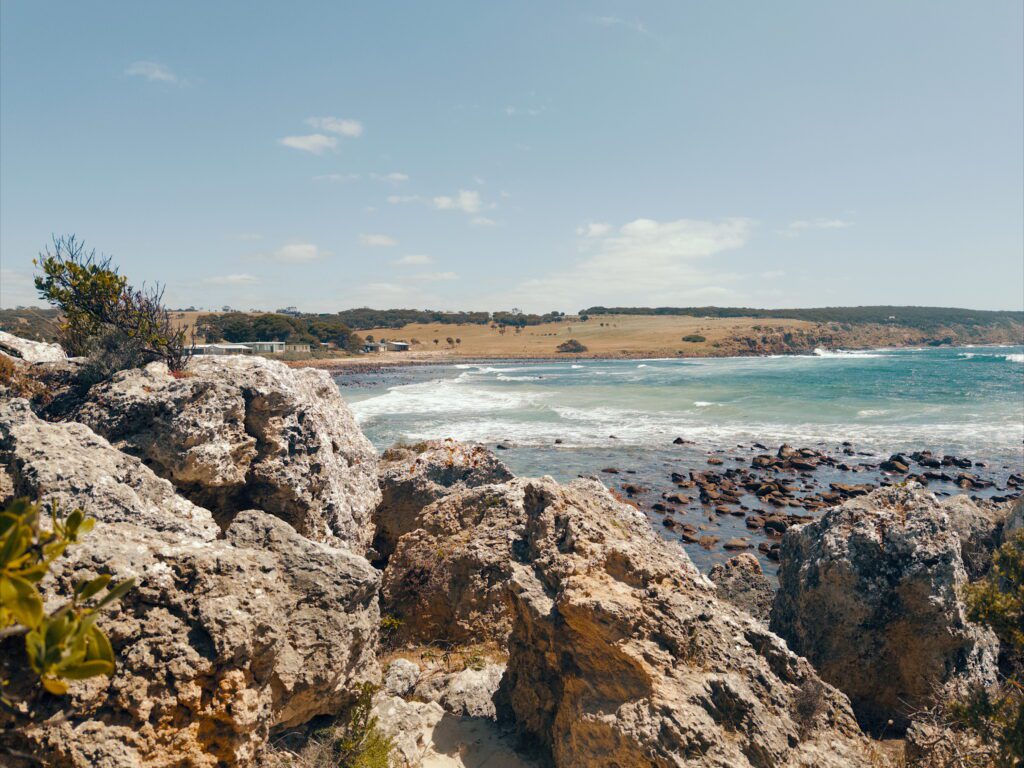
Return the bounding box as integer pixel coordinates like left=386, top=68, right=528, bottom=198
left=0, top=497, right=131, bottom=702
left=34, top=234, right=191, bottom=373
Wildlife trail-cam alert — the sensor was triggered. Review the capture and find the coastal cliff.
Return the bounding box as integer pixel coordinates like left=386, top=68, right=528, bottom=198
left=0, top=335, right=1017, bottom=767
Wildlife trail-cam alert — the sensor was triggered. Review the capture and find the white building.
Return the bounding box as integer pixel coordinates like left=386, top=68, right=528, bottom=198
left=193, top=343, right=254, bottom=356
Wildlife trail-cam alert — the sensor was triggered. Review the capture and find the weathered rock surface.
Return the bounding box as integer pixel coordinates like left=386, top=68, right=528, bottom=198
left=385, top=472, right=873, bottom=766
left=414, top=663, right=505, bottom=719
left=76, top=357, right=380, bottom=549
left=0, top=399, right=381, bottom=767
left=381, top=481, right=534, bottom=645
left=375, top=438, right=512, bottom=559
left=708, top=552, right=775, bottom=623
left=770, top=485, right=999, bottom=732
left=0, top=329, right=67, bottom=362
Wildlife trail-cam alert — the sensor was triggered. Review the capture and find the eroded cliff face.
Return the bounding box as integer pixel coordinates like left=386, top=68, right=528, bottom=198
left=0, top=398, right=381, bottom=767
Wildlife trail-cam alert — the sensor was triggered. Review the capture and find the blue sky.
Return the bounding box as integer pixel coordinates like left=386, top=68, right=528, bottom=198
left=2, top=1, right=1021, bottom=313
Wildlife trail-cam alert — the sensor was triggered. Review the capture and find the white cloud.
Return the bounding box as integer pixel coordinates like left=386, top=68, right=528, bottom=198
left=279, top=134, right=337, bottom=154
left=576, top=221, right=611, bottom=238
left=387, top=194, right=421, bottom=204
left=433, top=189, right=483, bottom=213
left=306, top=117, right=364, bottom=137
left=413, top=271, right=458, bottom=282
left=124, top=61, right=179, bottom=84
left=505, top=105, right=543, bottom=117
left=472, top=217, right=498, bottom=227
left=499, top=217, right=753, bottom=309
left=396, top=254, right=432, bottom=265
left=781, top=218, right=853, bottom=237
left=313, top=173, right=360, bottom=182
left=204, top=273, right=259, bottom=285
left=373, top=172, right=409, bottom=182
left=271, top=243, right=329, bottom=262
left=760, top=270, right=786, bottom=280
left=360, top=233, right=398, bottom=247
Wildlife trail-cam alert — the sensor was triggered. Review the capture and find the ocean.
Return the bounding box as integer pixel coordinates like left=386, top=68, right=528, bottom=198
left=339, top=346, right=1024, bottom=573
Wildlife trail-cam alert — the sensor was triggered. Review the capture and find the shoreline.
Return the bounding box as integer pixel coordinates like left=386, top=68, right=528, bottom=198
left=288, top=340, right=1023, bottom=374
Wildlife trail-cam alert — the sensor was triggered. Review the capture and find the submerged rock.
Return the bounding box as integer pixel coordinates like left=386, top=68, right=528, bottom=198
left=0, top=399, right=381, bottom=767
left=76, top=356, right=380, bottom=549
left=770, top=485, right=999, bottom=732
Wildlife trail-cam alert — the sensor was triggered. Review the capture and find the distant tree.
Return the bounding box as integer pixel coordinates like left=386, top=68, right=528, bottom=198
left=432, top=339, right=439, bottom=346
left=445, top=336, right=454, bottom=346
left=682, top=334, right=706, bottom=343
left=455, top=338, right=461, bottom=345
left=557, top=339, right=587, bottom=353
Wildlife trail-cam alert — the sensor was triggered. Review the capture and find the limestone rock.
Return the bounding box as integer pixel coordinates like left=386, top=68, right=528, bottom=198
left=386, top=471, right=872, bottom=766
left=375, top=438, right=512, bottom=559
left=0, top=399, right=381, bottom=767
left=76, top=356, right=379, bottom=549
left=0, top=330, right=66, bottom=362
left=414, top=663, right=505, bottom=719
left=708, top=553, right=775, bottom=623
left=384, top=658, right=422, bottom=698
left=770, top=485, right=999, bottom=732
left=381, top=481, right=537, bottom=645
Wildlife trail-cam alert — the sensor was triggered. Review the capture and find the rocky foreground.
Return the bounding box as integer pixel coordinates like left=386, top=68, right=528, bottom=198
left=0, top=332, right=1019, bottom=767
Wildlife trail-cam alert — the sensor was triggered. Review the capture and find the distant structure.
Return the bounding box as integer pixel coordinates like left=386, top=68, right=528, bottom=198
left=362, top=339, right=409, bottom=353
left=193, top=340, right=309, bottom=356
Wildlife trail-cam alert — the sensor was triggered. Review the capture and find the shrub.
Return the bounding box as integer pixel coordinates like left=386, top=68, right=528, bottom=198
left=34, top=235, right=191, bottom=373
left=0, top=498, right=132, bottom=705
left=682, top=334, right=706, bottom=343
left=557, top=339, right=587, bottom=353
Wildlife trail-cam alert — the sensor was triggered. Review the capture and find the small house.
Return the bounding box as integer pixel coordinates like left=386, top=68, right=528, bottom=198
left=284, top=342, right=311, bottom=353
left=242, top=341, right=286, bottom=354
left=193, top=343, right=254, bottom=356
left=384, top=341, right=409, bottom=352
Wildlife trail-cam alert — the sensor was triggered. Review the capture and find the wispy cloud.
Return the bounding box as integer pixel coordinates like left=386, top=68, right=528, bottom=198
left=576, top=222, right=611, bottom=238
left=306, top=116, right=364, bottom=137
left=504, top=105, right=544, bottom=117
left=780, top=218, right=853, bottom=237
left=359, top=233, right=397, bottom=247
left=591, top=16, right=654, bottom=37
left=270, top=243, right=330, bottom=262
left=313, top=173, right=360, bottom=182
left=413, top=271, right=458, bottom=282
left=500, top=217, right=752, bottom=309
left=124, top=61, right=180, bottom=84
left=396, top=254, right=432, bottom=266
left=279, top=134, right=337, bottom=154
left=387, top=194, right=422, bottom=204
left=471, top=217, right=498, bottom=227
left=433, top=189, right=483, bottom=214
left=372, top=172, right=410, bottom=183
left=204, top=273, right=259, bottom=285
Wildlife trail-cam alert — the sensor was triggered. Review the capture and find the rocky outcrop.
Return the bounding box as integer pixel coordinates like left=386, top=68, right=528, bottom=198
left=0, top=399, right=380, bottom=767
left=770, top=485, right=999, bottom=732
left=384, top=472, right=873, bottom=766
left=375, top=438, right=512, bottom=559
left=0, top=330, right=67, bottom=362
left=381, top=480, right=540, bottom=645
left=76, top=357, right=379, bottom=549
left=708, top=553, right=775, bottom=623
left=498, top=477, right=872, bottom=767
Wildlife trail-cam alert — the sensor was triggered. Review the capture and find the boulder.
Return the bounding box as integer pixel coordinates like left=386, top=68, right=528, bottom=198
left=499, top=477, right=871, bottom=767
left=75, top=356, right=379, bottom=549
left=708, top=553, right=776, bottom=623
left=0, top=399, right=381, bottom=767
left=385, top=470, right=873, bottom=766
left=770, top=485, right=999, bottom=732
left=381, top=481, right=527, bottom=645
left=375, top=438, right=512, bottom=559
left=413, top=663, right=505, bottom=719
left=0, top=330, right=67, bottom=363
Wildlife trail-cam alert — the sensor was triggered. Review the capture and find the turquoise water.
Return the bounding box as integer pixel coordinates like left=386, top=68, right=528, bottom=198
left=343, top=346, right=1024, bottom=462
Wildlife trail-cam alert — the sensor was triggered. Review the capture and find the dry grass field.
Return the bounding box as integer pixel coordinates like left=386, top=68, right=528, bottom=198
left=361, top=315, right=814, bottom=357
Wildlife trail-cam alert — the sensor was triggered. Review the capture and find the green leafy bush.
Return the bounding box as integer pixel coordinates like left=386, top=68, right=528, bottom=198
left=0, top=498, right=132, bottom=702
left=34, top=234, right=191, bottom=373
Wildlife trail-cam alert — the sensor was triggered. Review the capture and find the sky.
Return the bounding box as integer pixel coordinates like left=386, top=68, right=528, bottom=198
left=1, top=1, right=1022, bottom=313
